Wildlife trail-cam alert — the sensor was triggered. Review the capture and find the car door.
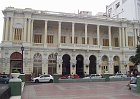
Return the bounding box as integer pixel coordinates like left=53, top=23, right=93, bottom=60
left=44, top=75, right=50, bottom=82
left=39, top=75, right=45, bottom=82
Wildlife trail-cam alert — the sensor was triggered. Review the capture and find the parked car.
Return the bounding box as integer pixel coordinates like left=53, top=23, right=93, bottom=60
left=0, top=75, right=10, bottom=84
left=59, top=74, right=80, bottom=79
left=83, top=74, right=102, bottom=79
left=109, top=73, right=127, bottom=79
left=31, top=74, right=54, bottom=83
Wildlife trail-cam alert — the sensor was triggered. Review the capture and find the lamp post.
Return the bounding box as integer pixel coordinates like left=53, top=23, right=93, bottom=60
left=21, top=46, right=24, bottom=73
left=137, top=36, right=140, bottom=44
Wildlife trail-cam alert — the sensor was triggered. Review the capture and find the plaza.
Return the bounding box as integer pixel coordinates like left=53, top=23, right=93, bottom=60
left=22, top=81, right=140, bottom=99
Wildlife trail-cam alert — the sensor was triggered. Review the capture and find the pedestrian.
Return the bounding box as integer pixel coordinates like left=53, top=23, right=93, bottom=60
left=128, top=75, right=137, bottom=90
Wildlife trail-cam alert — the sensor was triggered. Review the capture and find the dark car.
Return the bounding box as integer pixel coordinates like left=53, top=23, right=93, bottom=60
left=0, top=75, right=10, bottom=84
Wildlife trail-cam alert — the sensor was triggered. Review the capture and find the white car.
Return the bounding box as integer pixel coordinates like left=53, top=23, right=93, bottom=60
left=83, top=74, right=102, bottom=79
left=32, top=74, right=54, bottom=83
left=109, top=73, right=127, bottom=79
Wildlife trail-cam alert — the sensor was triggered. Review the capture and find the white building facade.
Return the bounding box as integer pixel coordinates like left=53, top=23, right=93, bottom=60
left=0, top=7, right=140, bottom=78
left=106, top=0, right=140, bottom=21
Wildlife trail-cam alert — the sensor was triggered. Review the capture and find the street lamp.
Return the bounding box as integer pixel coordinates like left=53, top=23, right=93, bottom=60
left=21, top=46, right=24, bottom=73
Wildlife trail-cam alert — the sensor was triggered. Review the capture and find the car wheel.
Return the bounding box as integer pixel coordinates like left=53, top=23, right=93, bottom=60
left=4, top=81, right=7, bottom=84
left=35, top=79, right=39, bottom=83
left=49, top=79, right=53, bottom=83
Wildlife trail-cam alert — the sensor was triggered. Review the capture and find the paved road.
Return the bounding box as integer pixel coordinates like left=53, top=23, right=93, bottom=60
left=22, top=81, right=140, bottom=99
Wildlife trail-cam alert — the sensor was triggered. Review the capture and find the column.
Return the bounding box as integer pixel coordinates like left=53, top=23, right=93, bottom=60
left=9, top=17, right=13, bottom=41
left=119, top=27, right=122, bottom=47
left=27, top=18, right=31, bottom=42
left=58, top=21, right=61, bottom=44
left=134, top=28, right=137, bottom=47
left=108, top=26, right=111, bottom=48
left=5, top=17, right=9, bottom=41
left=23, top=18, right=27, bottom=42
left=72, top=23, right=75, bottom=44
left=30, top=19, right=33, bottom=43
left=85, top=24, right=87, bottom=44
left=122, top=27, right=125, bottom=47
left=44, top=20, right=48, bottom=47
left=97, top=25, right=100, bottom=47
left=137, top=29, right=140, bottom=45
left=125, top=27, right=128, bottom=47
left=3, top=17, right=6, bottom=41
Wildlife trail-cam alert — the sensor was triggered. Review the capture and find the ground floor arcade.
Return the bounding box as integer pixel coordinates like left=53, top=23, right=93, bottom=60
left=4, top=49, right=137, bottom=78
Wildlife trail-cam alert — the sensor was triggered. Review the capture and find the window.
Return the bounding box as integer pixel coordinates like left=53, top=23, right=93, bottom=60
left=103, top=39, right=109, bottom=46
left=116, top=2, right=120, bottom=9
left=74, top=37, right=78, bottom=44
left=47, top=35, right=53, bottom=43
left=87, top=37, right=89, bottom=44
left=128, top=36, right=133, bottom=47
left=82, top=37, right=85, bottom=44
left=93, top=38, right=97, bottom=45
left=34, top=35, right=42, bottom=43
left=14, top=28, right=22, bottom=41
left=70, top=37, right=72, bottom=43
left=114, top=38, right=119, bottom=47
left=108, top=8, right=112, bottom=17
left=61, top=36, right=66, bottom=43
left=122, top=0, right=127, bottom=4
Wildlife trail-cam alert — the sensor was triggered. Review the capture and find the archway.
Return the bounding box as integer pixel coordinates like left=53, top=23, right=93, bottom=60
left=48, top=53, right=57, bottom=75
left=89, top=55, right=96, bottom=74
left=113, top=56, right=120, bottom=74
left=10, top=52, right=22, bottom=73
left=33, top=53, right=42, bottom=77
left=101, top=55, right=109, bottom=73
left=62, top=54, right=71, bottom=75
left=76, top=55, right=84, bottom=77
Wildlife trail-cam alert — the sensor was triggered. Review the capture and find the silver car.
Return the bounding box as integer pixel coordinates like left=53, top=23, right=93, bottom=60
left=109, top=73, right=127, bottom=78
left=32, top=74, right=54, bottom=83
left=83, top=74, right=102, bottom=79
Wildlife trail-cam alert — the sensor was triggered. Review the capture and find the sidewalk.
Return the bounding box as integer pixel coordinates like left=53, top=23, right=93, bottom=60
left=10, top=82, right=25, bottom=99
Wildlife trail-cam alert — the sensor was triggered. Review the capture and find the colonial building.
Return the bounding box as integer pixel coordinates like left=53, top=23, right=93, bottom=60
left=0, top=7, right=140, bottom=78
left=106, top=0, right=140, bottom=20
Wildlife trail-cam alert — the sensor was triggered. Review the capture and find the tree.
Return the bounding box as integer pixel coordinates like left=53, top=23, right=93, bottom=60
left=131, top=45, right=140, bottom=67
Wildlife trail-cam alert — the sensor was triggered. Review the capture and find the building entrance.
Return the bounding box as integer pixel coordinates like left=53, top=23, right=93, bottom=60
left=62, top=54, right=70, bottom=75
left=89, top=55, right=96, bottom=74
left=76, top=55, right=84, bottom=78
left=114, top=66, right=119, bottom=74
left=10, top=52, right=22, bottom=73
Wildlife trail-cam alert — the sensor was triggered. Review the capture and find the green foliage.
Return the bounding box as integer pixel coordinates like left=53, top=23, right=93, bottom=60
left=131, top=45, right=140, bottom=65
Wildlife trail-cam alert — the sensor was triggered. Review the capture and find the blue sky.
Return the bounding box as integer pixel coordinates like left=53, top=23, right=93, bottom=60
left=0, top=0, right=114, bottom=42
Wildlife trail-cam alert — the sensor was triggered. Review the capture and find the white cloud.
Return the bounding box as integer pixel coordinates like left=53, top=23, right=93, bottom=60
left=0, top=0, right=114, bottom=42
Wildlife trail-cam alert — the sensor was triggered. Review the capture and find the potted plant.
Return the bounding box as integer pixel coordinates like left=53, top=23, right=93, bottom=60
left=11, top=69, right=20, bottom=79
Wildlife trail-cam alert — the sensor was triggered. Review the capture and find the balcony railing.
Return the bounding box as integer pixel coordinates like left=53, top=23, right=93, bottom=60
left=32, top=43, right=136, bottom=51
left=59, top=43, right=101, bottom=50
